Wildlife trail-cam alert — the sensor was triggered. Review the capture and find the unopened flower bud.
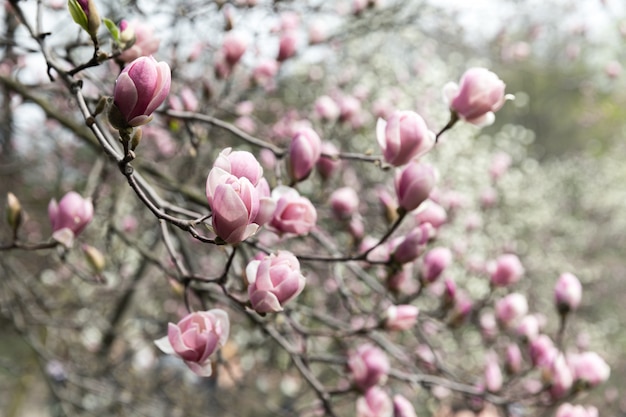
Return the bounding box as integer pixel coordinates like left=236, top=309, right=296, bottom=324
left=554, top=272, right=582, bottom=314
left=6, top=192, right=22, bottom=237
left=68, top=0, right=101, bottom=41
left=82, top=244, right=105, bottom=274
left=384, top=305, right=419, bottom=331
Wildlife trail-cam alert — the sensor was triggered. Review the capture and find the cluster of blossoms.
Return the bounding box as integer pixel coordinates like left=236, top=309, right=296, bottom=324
left=6, top=3, right=612, bottom=413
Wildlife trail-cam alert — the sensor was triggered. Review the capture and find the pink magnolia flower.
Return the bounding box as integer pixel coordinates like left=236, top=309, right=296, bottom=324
left=546, top=354, right=573, bottom=400
left=495, top=293, right=528, bottom=326
left=484, top=351, right=503, bottom=392
left=246, top=251, right=306, bottom=313
left=222, top=32, right=248, bottom=66
left=252, top=59, right=279, bottom=87
left=556, top=403, right=599, bottom=417
left=317, top=142, right=341, bottom=180
left=489, top=253, right=524, bottom=287
left=395, top=161, right=437, bottom=212
left=269, top=186, right=317, bottom=236
left=516, top=314, right=540, bottom=341
left=117, top=20, right=160, bottom=63
left=505, top=343, right=523, bottom=374
left=385, top=305, right=419, bottom=331
left=208, top=148, right=274, bottom=227
left=314, top=95, right=341, bottom=121
left=348, top=344, right=390, bottom=391
left=443, top=67, right=507, bottom=126
left=529, top=334, right=557, bottom=367
left=48, top=191, right=94, bottom=246
left=554, top=272, right=582, bottom=314
left=154, top=309, right=229, bottom=377
left=111, top=56, right=171, bottom=128
left=568, top=351, right=610, bottom=387
left=356, top=387, right=393, bottom=417
left=376, top=110, right=435, bottom=166
left=330, top=187, right=360, bottom=219
left=421, top=247, right=453, bottom=284
left=414, top=200, right=447, bottom=229
left=391, top=225, right=431, bottom=264
left=212, top=148, right=263, bottom=188
left=288, top=127, right=322, bottom=182
left=277, top=31, right=298, bottom=61
left=392, top=394, right=417, bottom=417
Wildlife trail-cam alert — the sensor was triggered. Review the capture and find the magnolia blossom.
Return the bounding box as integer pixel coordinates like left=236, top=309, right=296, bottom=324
left=348, top=344, right=390, bottom=391
left=392, top=395, right=417, bottom=417
left=568, top=351, right=610, bottom=387
left=554, top=272, right=582, bottom=314
left=443, top=67, right=507, bottom=126
left=356, top=387, right=393, bottom=417
left=421, top=247, right=453, bottom=283
left=317, top=142, right=341, bottom=180
left=384, top=305, right=419, bottom=331
left=330, top=187, right=360, bottom=219
left=154, top=309, right=229, bottom=377
left=288, top=127, right=322, bottom=182
left=495, top=293, right=528, bottom=326
left=110, top=56, right=171, bottom=128
left=269, top=186, right=317, bottom=235
left=48, top=191, right=94, bottom=246
left=221, top=32, right=248, bottom=66
left=246, top=251, right=306, bottom=313
left=207, top=171, right=260, bottom=244
left=484, top=352, right=503, bottom=392
left=376, top=110, right=435, bottom=166
left=395, top=161, right=437, bottom=212
left=489, top=254, right=524, bottom=287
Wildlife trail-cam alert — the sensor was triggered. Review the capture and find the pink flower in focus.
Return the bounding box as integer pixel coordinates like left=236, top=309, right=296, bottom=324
left=288, top=127, right=322, bottom=182
left=111, top=56, right=171, bottom=128
left=554, top=272, right=582, bottom=314
left=376, top=110, right=435, bottom=166
left=489, top=253, right=524, bottom=287
left=348, top=344, right=390, bottom=391
left=212, top=148, right=263, bottom=188
left=270, top=186, right=317, bottom=236
left=207, top=169, right=260, bottom=244
left=117, top=20, right=160, bottom=63
left=443, top=67, right=507, bottom=126
left=246, top=251, right=306, bottom=313
left=48, top=191, right=94, bottom=246
left=154, top=309, right=229, bottom=377
left=394, top=161, right=437, bottom=212
left=385, top=305, right=419, bottom=331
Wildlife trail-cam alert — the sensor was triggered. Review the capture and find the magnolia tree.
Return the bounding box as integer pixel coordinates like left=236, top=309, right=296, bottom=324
left=0, top=1, right=615, bottom=416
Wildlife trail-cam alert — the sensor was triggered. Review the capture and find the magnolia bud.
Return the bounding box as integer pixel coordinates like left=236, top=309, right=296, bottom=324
left=82, top=244, right=105, bottom=274
left=6, top=192, right=22, bottom=237
left=68, top=0, right=101, bottom=41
